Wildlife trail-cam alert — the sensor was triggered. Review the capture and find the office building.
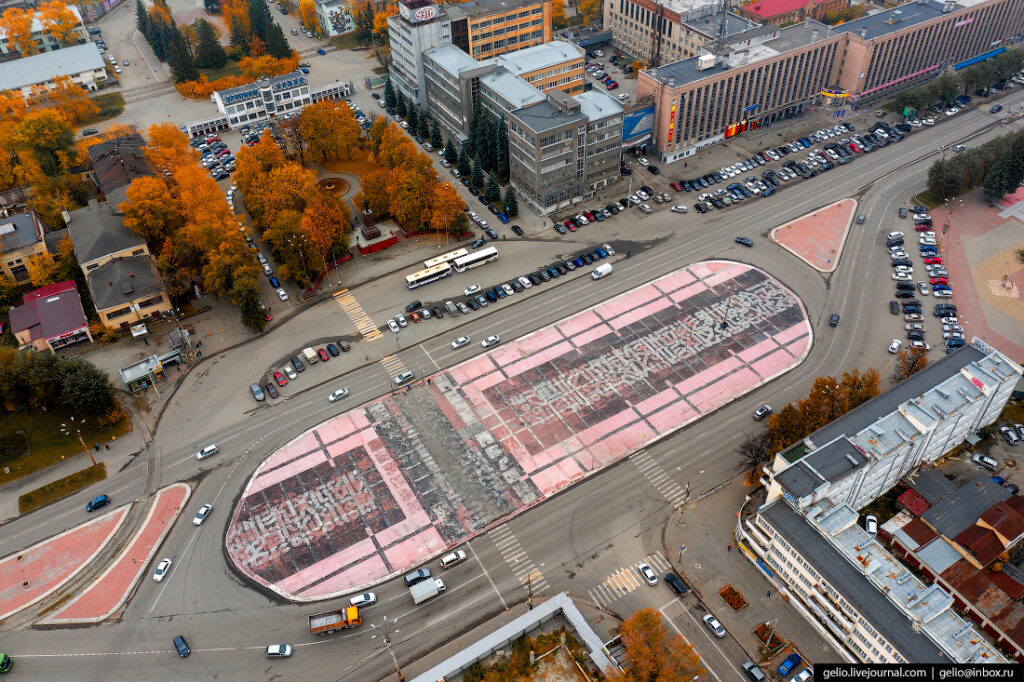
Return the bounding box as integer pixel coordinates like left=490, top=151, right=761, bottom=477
left=638, top=0, right=1024, bottom=162
left=740, top=0, right=851, bottom=26
left=0, top=4, right=86, bottom=56
left=508, top=88, right=623, bottom=215
left=388, top=0, right=553, bottom=106
left=0, top=42, right=107, bottom=97
left=212, top=72, right=350, bottom=129
left=737, top=341, right=1021, bottom=663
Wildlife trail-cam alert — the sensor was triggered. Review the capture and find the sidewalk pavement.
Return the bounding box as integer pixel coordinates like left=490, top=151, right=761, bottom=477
left=664, top=476, right=840, bottom=668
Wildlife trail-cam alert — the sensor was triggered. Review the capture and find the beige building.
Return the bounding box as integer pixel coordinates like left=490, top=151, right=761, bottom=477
left=0, top=42, right=107, bottom=97
left=0, top=209, right=48, bottom=283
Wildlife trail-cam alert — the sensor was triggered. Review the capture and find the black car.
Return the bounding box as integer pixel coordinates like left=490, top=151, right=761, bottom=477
left=405, top=300, right=422, bottom=313
left=538, top=269, right=551, bottom=282
left=665, top=572, right=689, bottom=595
left=889, top=300, right=899, bottom=314
left=895, top=291, right=916, bottom=299
left=695, top=203, right=707, bottom=214
left=735, top=237, right=753, bottom=247
left=907, top=331, right=925, bottom=341
left=432, top=306, right=444, bottom=318
left=485, top=228, right=499, bottom=240
left=829, top=314, right=840, bottom=327
left=892, top=258, right=913, bottom=267
left=326, top=343, right=340, bottom=356
left=468, top=186, right=479, bottom=196
left=460, top=177, right=471, bottom=186
left=555, top=264, right=567, bottom=275
left=466, top=298, right=479, bottom=310
left=547, top=267, right=560, bottom=278
left=511, top=225, right=524, bottom=236
left=265, top=382, right=279, bottom=399
left=581, top=253, right=594, bottom=265
left=510, top=280, right=524, bottom=292
left=528, top=273, right=541, bottom=285
left=488, top=205, right=499, bottom=215
left=648, top=165, right=661, bottom=175
left=291, top=356, right=305, bottom=372
left=896, top=282, right=915, bottom=291
left=471, top=238, right=487, bottom=248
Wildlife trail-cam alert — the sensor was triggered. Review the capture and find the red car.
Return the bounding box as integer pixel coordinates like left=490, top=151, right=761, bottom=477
left=606, top=81, right=618, bottom=90
left=915, top=224, right=933, bottom=231
left=317, top=348, right=329, bottom=362
left=924, top=256, right=942, bottom=264
left=584, top=211, right=595, bottom=221
left=273, top=371, right=287, bottom=386
left=410, top=311, right=421, bottom=323
left=670, top=181, right=683, bottom=191
left=930, top=278, right=948, bottom=285
left=849, top=142, right=860, bottom=152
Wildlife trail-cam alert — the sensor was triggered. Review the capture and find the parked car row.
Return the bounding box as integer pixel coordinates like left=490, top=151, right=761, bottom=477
left=190, top=133, right=235, bottom=181
left=1000, top=424, right=1024, bottom=446
left=390, top=246, right=616, bottom=332
left=253, top=341, right=352, bottom=402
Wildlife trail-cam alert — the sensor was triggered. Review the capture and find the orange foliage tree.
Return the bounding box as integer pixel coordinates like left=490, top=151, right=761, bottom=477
left=372, top=4, right=397, bottom=43
left=30, top=76, right=100, bottom=124
left=238, top=53, right=299, bottom=78
left=606, top=608, right=705, bottom=682
left=119, top=176, right=184, bottom=242
left=143, top=121, right=199, bottom=173
left=222, top=0, right=251, bottom=37
left=299, top=0, right=317, bottom=33
left=0, top=8, right=37, bottom=55
left=298, top=99, right=362, bottom=162
left=38, top=1, right=80, bottom=46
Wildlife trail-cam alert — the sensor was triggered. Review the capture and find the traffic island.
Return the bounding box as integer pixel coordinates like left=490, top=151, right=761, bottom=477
left=770, top=198, right=857, bottom=272
left=43, top=482, right=190, bottom=624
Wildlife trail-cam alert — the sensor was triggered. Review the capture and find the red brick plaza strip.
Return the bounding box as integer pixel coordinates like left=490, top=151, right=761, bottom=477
left=226, top=261, right=812, bottom=601
left=770, top=198, right=857, bottom=272
left=0, top=506, right=128, bottom=622
left=45, top=483, right=190, bottom=624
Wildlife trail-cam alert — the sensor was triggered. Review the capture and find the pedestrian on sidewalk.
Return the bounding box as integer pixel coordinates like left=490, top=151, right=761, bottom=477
left=766, top=590, right=771, bottom=598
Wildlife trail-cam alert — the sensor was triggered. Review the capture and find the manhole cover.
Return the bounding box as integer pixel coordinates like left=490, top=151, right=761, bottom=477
left=695, top=563, right=702, bottom=569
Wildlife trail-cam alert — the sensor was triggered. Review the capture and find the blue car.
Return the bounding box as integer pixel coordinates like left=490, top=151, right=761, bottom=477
left=593, top=248, right=607, bottom=259
left=86, top=494, right=110, bottom=512
left=496, top=213, right=509, bottom=224
left=317, top=48, right=327, bottom=55
left=269, top=276, right=280, bottom=287
left=494, top=286, right=506, bottom=299
left=485, top=290, right=497, bottom=302
left=301, top=68, right=310, bottom=74
left=778, top=654, right=802, bottom=676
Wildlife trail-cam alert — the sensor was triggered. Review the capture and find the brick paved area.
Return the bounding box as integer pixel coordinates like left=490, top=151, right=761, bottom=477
left=770, top=198, right=857, bottom=272
left=0, top=507, right=127, bottom=622
left=46, top=483, right=190, bottom=624
left=226, top=261, right=812, bottom=600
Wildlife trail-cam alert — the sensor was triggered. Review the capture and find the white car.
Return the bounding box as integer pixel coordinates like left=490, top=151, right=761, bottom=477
left=887, top=231, right=904, bottom=240
left=905, top=313, right=923, bottom=322
left=892, top=273, right=912, bottom=281
left=945, top=108, right=959, bottom=116
left=639, top=204, right=652, bottom=214
left=911, top=341, right=930, bottom=350
left=575, top=214, right=589, bottom=225
left=934, top=289, right=953, bottom=298
left=636, top=190, right=650, bottom=201
left=671, top=205, right=688, bottom=213
left=908, top=119, right=922, bottom=127
left=451, top=336, right=471, bottom=349
left=517, top=276, right=532, bottom=289
left=501, top=284, right=515, bottom=297
left=153, top=558, right=173, bottom=582
left=603, top=243, right=615, bottom=256
left=349, top=592, right=377, bottom=607
left=702, top=614, right=726, bottom=638
left=913, top=213, right=931, bottom=221
left=276, top=288, right=289, bottom=301
left=1001, top=426, right=1021, bottom=445
left=888, top=339, right=901, bottom=354
left=917, top=282, right=930, bottom=296
left=283, top=365, right=297, bottom=380
left=941, top=316, right=958, bottom=324
left=193, top=503, right=213, bottom=526
left=637, top=562, right=658, bottom=585
left=637, top=157, right=649, bottom=167
left=265, top=644, right=292, bottom=659
left=919, top=238, right=936, bottom=246
left=464, top=284, right=481, bottom=296
left=481, top=335, right=500, bottom=348
left=387, top=319, right=400, bottom=333
left=328, top=388, right=349, bottom=402
left=922, top=118, right=935, bottom=126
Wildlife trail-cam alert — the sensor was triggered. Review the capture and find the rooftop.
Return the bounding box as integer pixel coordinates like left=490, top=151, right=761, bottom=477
left=495, top=40, right=583, bottom=76
left=9, top=280, right=87, bottom=343
left=424, top=43, right=482, bottom=76
left=0, top=42, right=105, bottom=92
left=67, top=199, right=145, bottom=265
left=510, top=93, right=585, bottom=133
left=87, top=134, right=152, bottom=196
left=682, top=10, right=762, bottom=38
left=837, top=0, right=951, bottom=42
left=743, top=0, right=829, bottom=18
left=574, top=89, right=624, bottom=121
left=86, top=256, right=164, bottom=312
left=775, top=436, right=867, bottom=499
left=446, top=0, right=545, bottom=20
left=0, top=210, right=43, bottom=255
left=215, top=71, right=308, bottom=102
left=480, top=68, right=546, bottom=109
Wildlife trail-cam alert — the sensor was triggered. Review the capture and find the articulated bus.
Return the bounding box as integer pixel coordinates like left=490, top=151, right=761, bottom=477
left=423, top=248, right=469, bottom=269
left=405, top=263, right=453, bottom=289
left=452, top=247, right=498, bottom=273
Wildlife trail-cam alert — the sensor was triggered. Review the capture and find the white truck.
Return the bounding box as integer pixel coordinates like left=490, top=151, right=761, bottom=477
left=410, top=578, right=446, bottom=605
left=302, top=347, right=319, bottom=364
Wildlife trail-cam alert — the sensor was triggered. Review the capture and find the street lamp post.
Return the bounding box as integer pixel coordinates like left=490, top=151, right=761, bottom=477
left=372, top=617, right=405, bottom=682
left=719, top=286, right=737, bottom=330
left=61, top=420, right=96, bottom=466
left=942, top=198, right=963, bottom=236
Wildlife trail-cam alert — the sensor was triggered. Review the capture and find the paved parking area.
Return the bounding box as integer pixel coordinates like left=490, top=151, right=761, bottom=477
left=224, top=261, right=811, bottom=600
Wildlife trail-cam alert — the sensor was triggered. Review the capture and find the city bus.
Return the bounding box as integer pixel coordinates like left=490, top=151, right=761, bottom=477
left=423, top=248, right=469, bottom=269
left=405, top=263, right=453, bottom=289
left=453, top=247, right=498, bottom=273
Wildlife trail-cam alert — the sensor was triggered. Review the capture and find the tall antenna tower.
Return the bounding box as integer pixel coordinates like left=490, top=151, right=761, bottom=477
left=712, top=0, right=733, bottom=54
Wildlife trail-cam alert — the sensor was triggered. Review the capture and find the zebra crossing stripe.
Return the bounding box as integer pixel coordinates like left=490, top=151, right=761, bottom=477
left=333, top=289, right=383, bottom=341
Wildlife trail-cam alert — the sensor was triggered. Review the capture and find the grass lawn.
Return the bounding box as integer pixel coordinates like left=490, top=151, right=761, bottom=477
left=199, top=62, right=243, bottom=81
left=331, top=33, right=368, bottom=51
left=19, top=463, right=107, bottom=514
left=371, top=66, right=387, bottom=75
left=0, top=409, right=130, bottom=487
left=83, top=92, right=125, bottom=124
left=911, top=190, right=943, bottom=209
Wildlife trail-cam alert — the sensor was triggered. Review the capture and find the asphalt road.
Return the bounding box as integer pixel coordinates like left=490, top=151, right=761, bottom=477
left=3, top=89, right=1023, bottom=681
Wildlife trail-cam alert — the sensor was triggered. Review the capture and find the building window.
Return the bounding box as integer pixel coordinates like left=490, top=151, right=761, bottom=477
left=138, top=295, right=165, bottom=310
left=106, top=306, right=133, bottom=320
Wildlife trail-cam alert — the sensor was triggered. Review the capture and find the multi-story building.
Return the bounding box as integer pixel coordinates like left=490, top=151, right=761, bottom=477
left=422, top=40, right=585, bottom=142
left=211, top=72, right=350, bottom=129
left=508, top=88, right=623, bottom=215
left=388, top=0, right=552, bottom=106
left=740, top=0, right=851, bottom=26
left=0, top=4, right=86, bottom=56
left=738, top=341, right=1022, bottom=663
left=0, top=209, right=48, bottom=283
left=315, top=0, right=354, bottom=37
left=0, top=42, right=107, bottom=97
left=638, top=0, right=1024, bottom=163
left=10, top=280, right=93, bottom=352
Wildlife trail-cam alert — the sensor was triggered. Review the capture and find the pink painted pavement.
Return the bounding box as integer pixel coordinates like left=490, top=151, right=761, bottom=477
left=0, top=506, right=127, bottom=622
left=226, top=261, right=812, bottom=600
left=771, top=198, right=857, bottom=272
left=46, top=483, right=190, bottom=624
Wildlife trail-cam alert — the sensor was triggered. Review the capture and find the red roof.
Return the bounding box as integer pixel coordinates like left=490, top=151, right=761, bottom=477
left=901, top=518, right=938, bottom=550
left=981, top=500, right=1024, bottom=544
left=744, top=0, right=818, bottom=18
left=898, top=489, right=931, bottom=516
left=954, top=525, right=1004, bottom=567
left=23, top=279, right=77, bottom=302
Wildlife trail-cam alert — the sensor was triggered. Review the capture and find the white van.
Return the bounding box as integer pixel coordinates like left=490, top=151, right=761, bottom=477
left=592, top=263, right=612, bottom=280
left=196, top=444, right=218, bottom=460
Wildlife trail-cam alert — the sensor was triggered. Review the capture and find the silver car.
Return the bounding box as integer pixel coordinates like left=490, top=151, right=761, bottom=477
left=192, top=504, right=213, bottom=526
left=702, top=613, right=726, bottom=638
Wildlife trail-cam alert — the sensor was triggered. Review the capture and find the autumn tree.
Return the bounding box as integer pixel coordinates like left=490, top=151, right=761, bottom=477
left=26, top=251, right=58, bottom=287
left=234, top=129, right=286, bottom=198
left=0, top=8, right=37, bottom=56
left=606, top=608, right=704, bottom=682
left=895, top=347, right=929, bottom=381
left=429, top=180, right=463, bottom=233
left=39, top=1, right=80, bottom=46
left=551, top=0, right=568, bottom=28
left=371, top=3, right=397, bottom=45
left=119, top=176, right=185, bottom=241
left=298, top=99, right=362, bottom=162
left=143, top=122, right=198, bottom=173
left=300, top=191, right=351, bottom=263
left=13, top=109, right=76, bottom=176
left=37, top=76, right=100, bottom=124
left=367, top=116, right=389, bottom=159
left=299, top=0, right=317, bottom=33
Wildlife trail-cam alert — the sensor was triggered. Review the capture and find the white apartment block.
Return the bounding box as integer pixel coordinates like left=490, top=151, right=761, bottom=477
left=212, top=72, right=350, bottom=129
left=737, top=340, right=1022, bottom=664
left=0, top=42, right=107, bottom=96
left=0, top=4, right=86, bottom=56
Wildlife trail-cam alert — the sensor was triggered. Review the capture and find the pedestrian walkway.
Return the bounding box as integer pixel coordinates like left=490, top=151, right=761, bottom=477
left=379, top=354, right=408, bottom=378
left=630, top=451, right=689, bottom=509
left=44, top=483, right=190, bottom=624
left=490, top=524, right=549, bottom=594
left=333, top=288, right=384, bottom=341
left=588, top=551, right=670, bottom=609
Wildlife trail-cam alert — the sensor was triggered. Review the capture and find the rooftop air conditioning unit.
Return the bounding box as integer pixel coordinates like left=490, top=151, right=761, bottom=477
left=696, top=54, right=716, bottom=71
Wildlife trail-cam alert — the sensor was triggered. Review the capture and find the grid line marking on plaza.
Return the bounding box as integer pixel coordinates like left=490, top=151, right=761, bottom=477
left=333, top=289, right=383, bottom=341
left=630, top=451, right=689, bottom=509
left=380, top=355, right=407, bottom=375
left=588, top=552, right=671, bottom=608
left=489, top=524, right=548, bottom=593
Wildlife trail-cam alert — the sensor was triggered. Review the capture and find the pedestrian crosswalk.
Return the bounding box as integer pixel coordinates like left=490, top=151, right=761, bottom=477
left=380, top=355, right=408, bottom=377
left=588, top=552, right=671, bottom=608
left=490, top=524, right=549, bottom=594
left=333, top=289, right=383, bottom=342
left=630, top=451, right=689, bottom=509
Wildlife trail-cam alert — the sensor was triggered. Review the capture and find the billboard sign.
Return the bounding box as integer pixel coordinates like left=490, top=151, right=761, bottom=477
left=622, top=104, right=654, bottom=146
left=398, top=2, right=437, bottom=23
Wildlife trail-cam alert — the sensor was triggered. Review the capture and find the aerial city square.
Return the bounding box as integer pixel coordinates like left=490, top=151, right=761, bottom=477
left=0, top=0, right=1023, bottom=677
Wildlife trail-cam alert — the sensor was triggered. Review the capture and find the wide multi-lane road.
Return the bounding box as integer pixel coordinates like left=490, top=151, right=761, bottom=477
left=3, top=91, right=1022, bottom=680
